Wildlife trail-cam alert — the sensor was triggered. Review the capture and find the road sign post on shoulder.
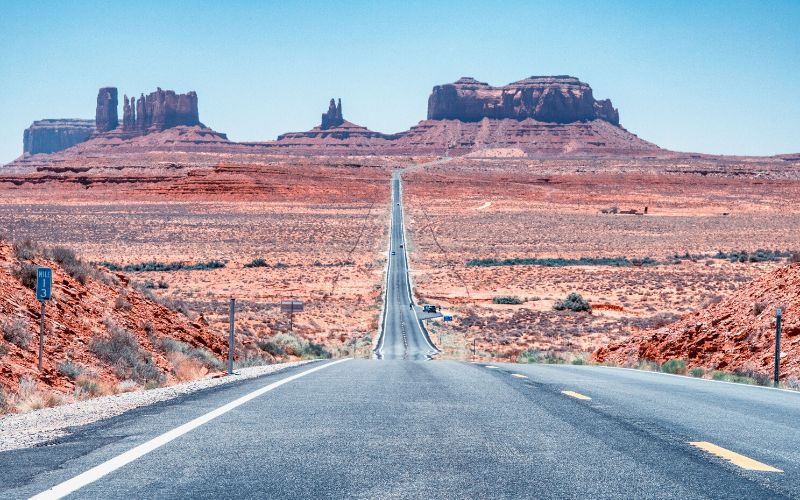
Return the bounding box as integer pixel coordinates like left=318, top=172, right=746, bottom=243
left=280, top=300, right=304, bottom=334
left=228, top=298, right=236, bottom=375
left=36, top=267, right=52, bottom=371
left=774, top=307, right=783, bottom=387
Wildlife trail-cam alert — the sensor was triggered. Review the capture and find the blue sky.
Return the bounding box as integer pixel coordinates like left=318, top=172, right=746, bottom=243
left=0, top=0, right=798, bottom=162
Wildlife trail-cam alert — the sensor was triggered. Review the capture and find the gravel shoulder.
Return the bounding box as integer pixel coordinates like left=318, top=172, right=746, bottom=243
left=0, top=361, right=313, bottom=452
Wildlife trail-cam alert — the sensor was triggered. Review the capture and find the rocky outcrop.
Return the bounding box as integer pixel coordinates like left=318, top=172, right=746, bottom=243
left=95, top=87, right=118, bottom=133
left=121, top=88, right=200, bottom=134
left=592, top=264, right=800, bottom=379
left=321, top=98, right=343, bottom=130
left=427, top=76, right=620, bottom=126
left=22, top=119, right=94, bottom=155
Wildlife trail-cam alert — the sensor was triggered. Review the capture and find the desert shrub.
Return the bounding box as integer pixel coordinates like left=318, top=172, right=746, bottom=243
left=790, top=253, right=800, bottom=264
left=553, top=292, right=591, bottom=313
left=0, top=386, right=8, bottom=413
left=274, top=262, right=289, bottom=269
left=661, top=359, right=687, bottom=375
left=784, top=377, right=800, bottom=391
left=270, top=333, right=330, bottom=359
left=13, top=239, right=38, bottom=261
left=752, top=302, right=767, bottom=316
left=157, top=280, right=169, bottom=289
left=234, top=353, right=271, bottom=368
left=158, top=337, right=222, bottom=370
left=2, top=318, right=33, bottom=348
left=300, top=341, right=331, bottom=359
left=117, top=380, right=138, bottom=393
left=102, top=260, right=226, bottom=272
left=517, top=349, right=566, bottom=364
left=0, top=343, right=7, bottom=358
left=169, top=352, right=206, bottom=382
left=144, top=380, right=162, bottom=390
left=690, top=367, right=705, bottom=378
left=634, top=359, right=661, bottom=372
left=13, top=264, right=38, bottom=290
left=114, top=291, right=133, bottom=311
left=90, top=319, right=164, bottom=383
left=256, top=339, right=286, bottom=357
left=15, top=375, right=65, bottom=412
left=492, top=296, right=523, bottom=305
left=57, top=360, right=84, bottom=380
left=243, top=258, right=269, bottom=268
left=466, top=256, right=658, bottom=268
left=74, top=376, right=108, bottom=398
left=49, top=246, right=95, bottom=284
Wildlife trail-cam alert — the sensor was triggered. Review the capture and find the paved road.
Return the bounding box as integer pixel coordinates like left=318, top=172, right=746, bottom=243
left=3, top=361, right=798, bottom=498
left=374, top=173, right=437, bottom=360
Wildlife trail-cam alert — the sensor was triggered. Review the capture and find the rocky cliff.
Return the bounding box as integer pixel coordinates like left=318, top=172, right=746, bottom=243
left=95, top=87, right=118, bottom=133
left=427, top=76, right=620, bottom=125
left=121, top=88, right=200, bottom=134
left=22, top=119, right=94, bottom=155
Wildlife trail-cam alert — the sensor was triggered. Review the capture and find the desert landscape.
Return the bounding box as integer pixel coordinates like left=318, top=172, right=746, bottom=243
left=2, top=73, right=800, bottom=413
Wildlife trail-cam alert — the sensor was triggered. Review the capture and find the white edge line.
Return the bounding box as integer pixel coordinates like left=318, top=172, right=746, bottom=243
left=30, top=358, right=351, bottom=500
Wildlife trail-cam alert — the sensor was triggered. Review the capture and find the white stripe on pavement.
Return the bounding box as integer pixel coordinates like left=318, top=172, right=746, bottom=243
left=31, top=358, right=351, bottom=500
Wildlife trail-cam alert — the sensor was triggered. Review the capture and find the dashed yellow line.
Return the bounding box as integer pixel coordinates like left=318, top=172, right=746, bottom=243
left=689, top=441, right=783, bottom=472
left=511, top=373, right=528, bottom=379
left=561, top=390, right=591, bottom=401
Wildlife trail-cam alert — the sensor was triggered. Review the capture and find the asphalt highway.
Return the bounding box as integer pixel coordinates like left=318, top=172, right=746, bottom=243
left=374, top=173, right=437, bottom=360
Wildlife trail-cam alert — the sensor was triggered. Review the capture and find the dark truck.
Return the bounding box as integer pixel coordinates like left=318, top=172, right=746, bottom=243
left=422, top=304, right=438, bottom=314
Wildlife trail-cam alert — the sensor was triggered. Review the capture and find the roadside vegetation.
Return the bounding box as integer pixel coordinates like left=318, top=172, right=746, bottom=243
left=466, top=249, right=799, bottom=268
left=101, top=260, right=226, bottom=272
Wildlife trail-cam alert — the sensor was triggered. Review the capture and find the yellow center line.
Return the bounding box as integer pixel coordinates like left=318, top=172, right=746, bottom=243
left=561, top=390, right=591, bottom=400
left=484, top=365, right=498, bottom=369
left=689, top=441, right=783, bottom=472
left=511, top=373, right=528, bottom=379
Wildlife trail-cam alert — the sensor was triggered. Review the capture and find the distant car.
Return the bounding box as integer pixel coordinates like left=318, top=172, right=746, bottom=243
left=400, top=244, right=404, bottom=248
left=422, top=304, right=437, bottom=313
left=391, top=251, right=396, bottom=255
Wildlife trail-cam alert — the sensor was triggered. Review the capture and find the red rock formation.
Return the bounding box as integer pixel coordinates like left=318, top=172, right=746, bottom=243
left=95, top=87, right=118, bottom=133
left=592, top=264, right=800, bottom=379
left=321, top=98, right=344, bottom=130
left=427, top=76, right=620, bottom=126
left=22, top=119, right=94, bottom=156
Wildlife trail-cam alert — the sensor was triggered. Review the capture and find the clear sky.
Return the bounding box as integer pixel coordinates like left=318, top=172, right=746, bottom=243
left=1, top=0, right=798, bottom=163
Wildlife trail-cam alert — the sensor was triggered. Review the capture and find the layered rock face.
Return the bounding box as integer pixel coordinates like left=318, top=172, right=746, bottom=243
left=320, top=98, right=344, bottom=129
left=22, top=119, right=94, bottom=155
left=120, top=87, right=200, bottom=134
left=427, top=76, right=620, bottom=125
left=95, top=87, right=118, bottom=132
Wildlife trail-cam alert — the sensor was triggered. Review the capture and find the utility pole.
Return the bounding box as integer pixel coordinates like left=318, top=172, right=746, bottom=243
left=228, top=298, right=235, bottom=375
left=774, top=307, right=782, bottom=387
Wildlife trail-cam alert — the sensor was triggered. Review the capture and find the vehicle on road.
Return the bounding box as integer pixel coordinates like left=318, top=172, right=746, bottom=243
left=422, top=304, right=438, bottom=313
left=391, top=251, right=396, bottom=255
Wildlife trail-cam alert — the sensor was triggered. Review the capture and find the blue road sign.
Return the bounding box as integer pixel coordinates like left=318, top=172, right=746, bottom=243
left=443, top=315, right=453, bottom=322
left=36, top=267, right=52, bottom=301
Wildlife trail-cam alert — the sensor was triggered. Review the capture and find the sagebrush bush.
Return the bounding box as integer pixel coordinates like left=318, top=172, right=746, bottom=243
left=57, top=360, right=84, bottom=380
left=2, top=318, right=33, bottom=348
left=91, top=319, right=164, bottom=383
left=13, top=240, right=38, bottom=261
left=13, top=264, right=38, bottom=290
left=553, top=292, right=591, bottom=312
left=256, top=339, right=286, bottom=357
left=492, top=296, right=523, bottom=305
left=661, top=359, right=687, bottom=375
left=690, top=367, right=705, bottom=378
left=158, top=337, right=222, bottom=370
left=243, top=258, right=269, bottom=268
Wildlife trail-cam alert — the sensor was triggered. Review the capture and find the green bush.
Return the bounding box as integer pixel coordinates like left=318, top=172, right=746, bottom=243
left=492, top=296, right=523, bottom=305
left=553, top=292, right=591, bottom=312
left=690, top=367, right=705, bottom=378
left=102, top=260, right=225, bottom=272
left=243, top=258, right=269, bottom=268
left=661, top=359, right=687, bottom=375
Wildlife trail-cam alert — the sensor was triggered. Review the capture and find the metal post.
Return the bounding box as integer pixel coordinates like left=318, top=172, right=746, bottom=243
left=774, top=307, right=782, bottom=387
left=473, top=338, right=477, bottom=357
left=289, top=304, right=294, bottom=334
left=228, top=298, right=235, bottom=375
left=38, top=301, right=45, bottom=370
